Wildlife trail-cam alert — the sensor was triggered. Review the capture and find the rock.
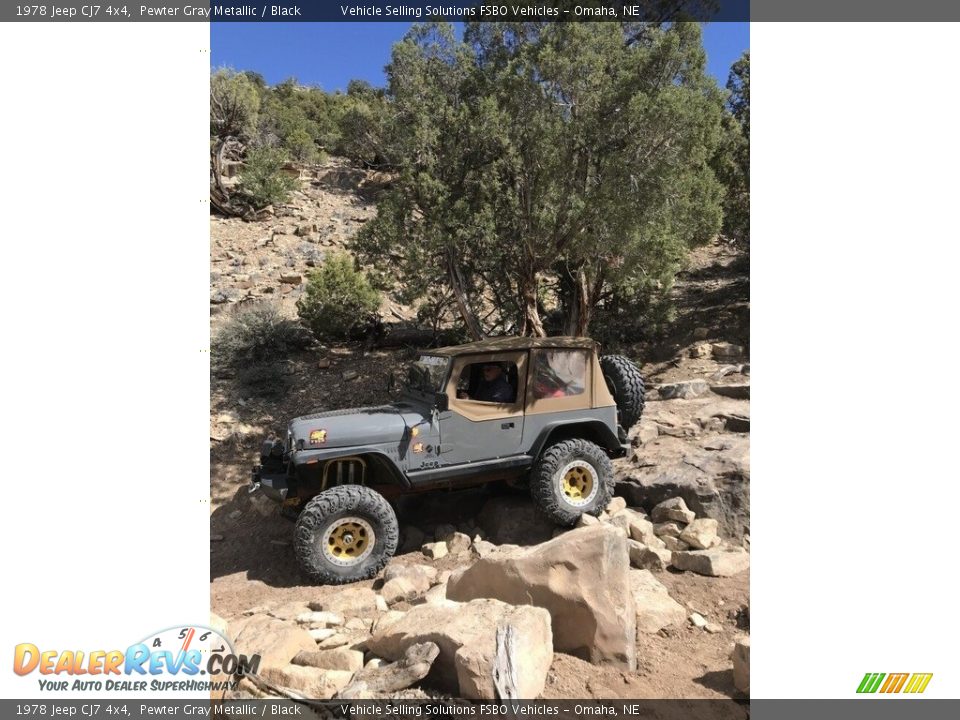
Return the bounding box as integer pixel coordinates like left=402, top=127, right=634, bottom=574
left=310, top=587, right=380, bottom=617
left=689, top=343, right=712, bottom=359
left=228, top=510, right=242, bottom=521
left=447, top=525, right=636, bottom=670
left=472, top=540, right=497, bottom=558
left=672, top=546, right=750, bottom=577
left=618, top=435, right=749, bottom=541
left=266, top=601, right=312, bottom=622
left=651, top=497, right=696, bottom=525
left=477, top=496, right=556, bottom=545
left=711, top=342, right=745, bottom=360
left=248, top=494, right=275, bottom=518
left=628, top=540, right=671, bottom=571
left=210, top=534, right=224, bottom=542
left=626, top=515, right=666, bottom=549
left=384, top=563, right=438, bottom=584
left=445, top=532, right=472, bottom=555
left=653, top=522, right=683, bottom=538
left=605, top=513, right=631, bottom=537
left=710, top=383, right=750, bottom=399
left=229, top=615, right=316, bottom=671
left=716, top=413, right=750, bottom=433
left=317, top=358, right=331, bottom=369
left=606, top=497, right=627, bottom=514
left=732, top=637, right=750, bottom=693
left=679, top=518, right=720, bottom=550
left=342, top=370, right=359, bottom=381
left=260, top=665, right=352, bottom=699
left=309, top=628, right=336, bottom=642
left=344, top=618, right=370, bottom=632
left=372, top=611, right=407, bottom=635
left=366, top=599, right=552, bottom=700
left=658, top=380, right=710, bottom=400
left=293, top=647, right=364, bottom=673
left=382, top=575, right=430, bottom=605
left=630, top=570, right=687, bottom=634
left=400, top=526, right=426, bottom=553
left=693, top=327, right=710, bottom=340
left=316, top=632, right=366, bottom=650
left=375, top=595, right=389, bottom=612
left=422, top=541, right=448, bottom=560
left=295, top=611, right=345, bottom=627
left=705, top=623, right=723, bottom=634
left=661, top=536, right=690, bottom=552
left=689, top=613, right=708, bottom=629
left=576, top=513, right=600, bottom=528
left=279, top=273, right=302, bottom=285
left=422, top=584, right=448, bottom=605
left=338, top=642, right=440, bottom=700
left=295, top=223, right=316, bottom=236
left=633, top=422, right=660, bottom=445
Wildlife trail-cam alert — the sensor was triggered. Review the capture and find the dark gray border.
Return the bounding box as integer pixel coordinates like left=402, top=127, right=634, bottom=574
left=3, top=1, right=960, bottom=22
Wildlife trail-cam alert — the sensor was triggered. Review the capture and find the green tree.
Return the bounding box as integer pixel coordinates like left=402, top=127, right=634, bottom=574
left=297, top=254, right=381, bottom=340
left=713, top=50, right=749, bottom=242
left=238, top=146, right=298, bottom=208
left=353, top=21, right=725, bottom=337
left=210, top=68, right=260, bottom=140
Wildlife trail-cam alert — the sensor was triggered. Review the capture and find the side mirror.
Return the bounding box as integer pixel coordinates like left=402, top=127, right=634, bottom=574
left=434, top=392, right=449, bottom=412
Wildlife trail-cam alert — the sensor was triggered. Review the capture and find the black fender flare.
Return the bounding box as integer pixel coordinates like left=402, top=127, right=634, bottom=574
left=529, top=419, right=624, bottom=461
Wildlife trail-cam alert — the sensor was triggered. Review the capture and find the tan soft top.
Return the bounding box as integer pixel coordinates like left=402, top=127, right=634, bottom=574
left=429, top=336, right=598, bottom=357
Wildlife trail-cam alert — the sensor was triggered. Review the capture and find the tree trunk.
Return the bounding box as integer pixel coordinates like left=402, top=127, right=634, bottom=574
left=446, top=248, right=485, bottom=341
left=520, top=270, right=546, bottom=337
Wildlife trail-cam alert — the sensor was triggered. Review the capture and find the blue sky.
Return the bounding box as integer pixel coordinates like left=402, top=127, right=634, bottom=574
left=212, top=22, right=749, bottom=91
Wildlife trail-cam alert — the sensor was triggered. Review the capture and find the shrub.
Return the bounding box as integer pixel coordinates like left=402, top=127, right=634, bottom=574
left=297, top=254, right=381, bottom=340
left=212, top=304, right=311, bottom=390
left=238, top=146, right=298, bottom=208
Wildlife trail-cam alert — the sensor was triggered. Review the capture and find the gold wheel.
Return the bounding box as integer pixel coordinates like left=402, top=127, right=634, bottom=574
left=321, top=516, right=375, bottom=567
left=557, top=460, right=599, bottom=508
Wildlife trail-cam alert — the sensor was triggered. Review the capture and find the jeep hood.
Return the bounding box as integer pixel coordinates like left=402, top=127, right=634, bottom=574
left=288, top=405, right=408, bottom=450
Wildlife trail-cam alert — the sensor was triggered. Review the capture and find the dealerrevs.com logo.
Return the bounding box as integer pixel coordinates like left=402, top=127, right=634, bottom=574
left=13, top=625, right=259, bottom=692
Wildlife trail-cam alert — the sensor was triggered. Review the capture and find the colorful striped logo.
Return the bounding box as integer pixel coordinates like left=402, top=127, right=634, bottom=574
left=857, top=672, right=933, bottom=694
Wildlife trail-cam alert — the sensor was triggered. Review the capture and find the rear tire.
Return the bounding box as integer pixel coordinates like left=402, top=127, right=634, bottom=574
left=294, top=485, right=398, bottom=585
left=530, top=439, right=613, bottom=526
left=599, top=354, right=646, bottom=430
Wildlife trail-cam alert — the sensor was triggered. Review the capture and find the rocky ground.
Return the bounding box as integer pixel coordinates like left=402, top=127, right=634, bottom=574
left=210, top=157, right=750, bottom=702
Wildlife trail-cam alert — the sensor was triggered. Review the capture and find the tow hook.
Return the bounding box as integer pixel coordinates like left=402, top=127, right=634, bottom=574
left=248, top=481, right=261, bottom=494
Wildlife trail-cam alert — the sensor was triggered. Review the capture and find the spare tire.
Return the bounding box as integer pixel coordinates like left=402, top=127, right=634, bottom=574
left=599, top=354, right=646, bottom=430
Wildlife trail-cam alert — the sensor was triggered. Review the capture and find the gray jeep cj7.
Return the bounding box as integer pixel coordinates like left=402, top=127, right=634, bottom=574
left=251, top=336, right=645, bottom=584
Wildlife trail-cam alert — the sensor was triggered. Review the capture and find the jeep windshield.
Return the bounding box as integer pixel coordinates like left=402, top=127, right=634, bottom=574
left=405, top=355, right=449, bottom=394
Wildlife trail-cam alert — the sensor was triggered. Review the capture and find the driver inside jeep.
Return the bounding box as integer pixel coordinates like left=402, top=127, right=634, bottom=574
left=466, top=362, right=514, bottom=403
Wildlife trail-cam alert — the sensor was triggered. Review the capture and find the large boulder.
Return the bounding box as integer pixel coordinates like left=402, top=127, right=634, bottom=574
left=229, top=615, right=317, bottom=671
left=365, top=599, right=552, bottom=700
left=630, top=570, right=687, bottom=634
left=447, top=524, right=636, bottom=670
left=618, top=434, right=749, bottom=540
left=477, top=496, right=556, bottom=545
left=260, top=664, right=353, bottom=699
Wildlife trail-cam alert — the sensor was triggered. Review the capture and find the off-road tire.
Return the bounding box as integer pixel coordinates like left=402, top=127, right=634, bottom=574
left=599, top=354, right=646, bottom=430
left=530, top=439, right=614, bottom=526
left=294, top=485, right=398, bottom=585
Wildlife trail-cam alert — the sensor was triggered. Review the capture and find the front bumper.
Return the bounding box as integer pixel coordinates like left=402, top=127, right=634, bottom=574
left=250, top=465, right=289, bottom=503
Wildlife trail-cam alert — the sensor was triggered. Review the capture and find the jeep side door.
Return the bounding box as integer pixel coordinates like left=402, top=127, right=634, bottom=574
left=437, top=351, right=527, bottom=466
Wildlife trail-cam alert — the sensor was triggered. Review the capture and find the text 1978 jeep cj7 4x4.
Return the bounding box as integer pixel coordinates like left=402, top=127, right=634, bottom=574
left=251, top=336, right=645, bottom=584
